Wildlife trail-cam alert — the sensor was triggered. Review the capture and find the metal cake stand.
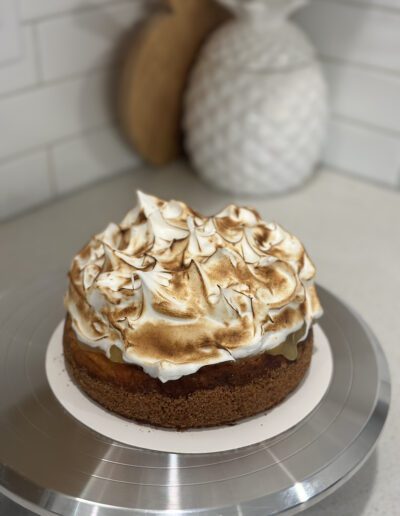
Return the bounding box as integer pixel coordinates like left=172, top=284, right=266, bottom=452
left=0, top=273, right=390, bottom=515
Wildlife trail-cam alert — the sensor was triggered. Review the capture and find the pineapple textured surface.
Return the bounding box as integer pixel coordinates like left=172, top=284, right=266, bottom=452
left=184, top=0, right=327, bottom=195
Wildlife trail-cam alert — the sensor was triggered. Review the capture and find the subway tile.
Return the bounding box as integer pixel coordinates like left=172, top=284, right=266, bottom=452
left=0, top=151, right=52, bottom=220
left=0, top=0, right=21, bottom=63
left=19, top=0, right=119, bottom=21
left=0, top=71, right=110, bottom=160
left=323, top=61, right=400, bottom=133
left=36, top=1, right=146, bottom=81
left=0, top=26, right=38, bottom=97
left=52, top=125, right=140, bottom=195
left=294, top=0, right=400, bottom=72
left=323, top=117, right=400, bottom=186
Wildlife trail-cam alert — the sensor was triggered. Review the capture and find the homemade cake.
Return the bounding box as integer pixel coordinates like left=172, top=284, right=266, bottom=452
left=63, top=192, right=322, bottom=429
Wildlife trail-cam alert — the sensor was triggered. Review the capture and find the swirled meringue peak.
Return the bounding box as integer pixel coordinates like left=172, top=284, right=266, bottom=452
left=65, top=191, right=322, bottom=382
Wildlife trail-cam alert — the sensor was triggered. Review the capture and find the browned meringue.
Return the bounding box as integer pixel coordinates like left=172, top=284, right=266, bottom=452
left=65, top=192, right=322, bottom=382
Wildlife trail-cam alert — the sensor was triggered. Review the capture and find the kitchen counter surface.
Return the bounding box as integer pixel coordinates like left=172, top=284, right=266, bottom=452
left=0, top=162, right=399, bottom=515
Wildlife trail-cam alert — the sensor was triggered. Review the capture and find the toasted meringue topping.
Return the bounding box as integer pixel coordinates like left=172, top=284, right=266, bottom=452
left=65, top=191, right=323, bottom=382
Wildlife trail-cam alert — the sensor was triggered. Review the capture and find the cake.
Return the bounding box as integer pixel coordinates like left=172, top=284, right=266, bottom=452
left=63, top=192, right=322, bottom=429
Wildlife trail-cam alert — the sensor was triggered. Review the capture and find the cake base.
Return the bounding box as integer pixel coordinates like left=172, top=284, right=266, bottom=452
left=63, top=316, right=313, bottom=429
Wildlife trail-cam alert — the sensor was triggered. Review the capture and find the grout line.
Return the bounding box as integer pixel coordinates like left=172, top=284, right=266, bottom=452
left=319, top=0, right=400, bottom=16
left=0, top=80, right=47, bottom=101
left=14, top=1, right=24, bottom=63
left=0, top=122, right=117, bottom=166
left=46, top=146, right=59, bottom=197
left=319, top=54, right=400, bottom=80
left=330, top=113, right=400, bottom=139
left=19, top=0, right=145, bottom=24
left=0, top=65, right=107, bottom=101
left=31, top=22, right=44, bottom=84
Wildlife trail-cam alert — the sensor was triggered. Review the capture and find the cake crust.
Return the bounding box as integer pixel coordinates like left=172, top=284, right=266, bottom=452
left=63, top=315, right=313, bottom=429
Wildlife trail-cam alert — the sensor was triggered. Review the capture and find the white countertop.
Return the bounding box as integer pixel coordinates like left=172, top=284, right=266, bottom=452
left=0, top=162, right=399, bottom=515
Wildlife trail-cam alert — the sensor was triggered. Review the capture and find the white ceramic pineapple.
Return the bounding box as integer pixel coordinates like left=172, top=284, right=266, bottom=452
left=184, top=0, right=327, bottom=195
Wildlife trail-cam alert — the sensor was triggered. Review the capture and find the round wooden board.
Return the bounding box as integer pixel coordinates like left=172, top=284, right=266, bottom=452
left=118, top=0, right=229, bottom=166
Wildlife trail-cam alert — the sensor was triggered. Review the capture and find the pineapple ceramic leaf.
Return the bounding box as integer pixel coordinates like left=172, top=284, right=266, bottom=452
left=184, top=0, right=327, bottom=195
left=220, top=0, right=307, bottom=18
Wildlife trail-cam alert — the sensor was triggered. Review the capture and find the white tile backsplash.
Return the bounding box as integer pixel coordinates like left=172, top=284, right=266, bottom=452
left=0, top=151, right=51, bottom=219
left=295, top=0, right=400, bottom=187
left=1, top=0, right=400, bottom=221
left=0, top=26, right=38, bottom=96
left=37, top=1, right=145, bottom=81
left=0, top=0, right=150, bottom=220
left=52, top=125, right=139, bottom=195
left=323, top=117, right=400, bottom=186
left=294, top=0, right=400, bottom=72
left=0, top=71, right=110, bottom=160
left=323, top=60, right=400, bottom=133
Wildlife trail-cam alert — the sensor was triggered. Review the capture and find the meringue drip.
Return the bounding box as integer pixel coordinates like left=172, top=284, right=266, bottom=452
left=65, top=191, right=322, bottom=382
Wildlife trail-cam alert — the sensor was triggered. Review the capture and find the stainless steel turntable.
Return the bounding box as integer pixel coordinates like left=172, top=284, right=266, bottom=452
left=0, top=273, right=390, bottom=515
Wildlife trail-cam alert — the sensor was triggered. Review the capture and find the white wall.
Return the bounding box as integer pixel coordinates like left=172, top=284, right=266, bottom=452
left=294, top=0, right=400, bottom=188
left=0, top=0, right=146, bottom=220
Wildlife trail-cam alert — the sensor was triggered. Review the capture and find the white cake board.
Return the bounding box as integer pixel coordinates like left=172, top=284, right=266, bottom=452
left=46, top=321, right=333, bottom=454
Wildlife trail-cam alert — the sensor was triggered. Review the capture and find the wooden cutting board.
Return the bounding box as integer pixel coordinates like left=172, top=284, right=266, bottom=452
left=118, top=0, right=229, bottom=166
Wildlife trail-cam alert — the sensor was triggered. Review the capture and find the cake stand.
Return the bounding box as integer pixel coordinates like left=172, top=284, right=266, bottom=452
left=0, top=273, right=390, bottom=515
